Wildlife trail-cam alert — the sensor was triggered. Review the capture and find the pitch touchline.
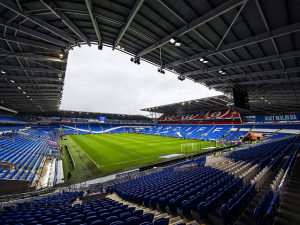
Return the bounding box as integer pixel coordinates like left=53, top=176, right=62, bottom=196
left=68, top=136, right=100, bottom=168
left=99, top=155, right=163, bottom=168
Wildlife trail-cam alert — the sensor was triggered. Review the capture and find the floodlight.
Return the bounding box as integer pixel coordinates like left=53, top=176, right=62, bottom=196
left=219, top=69, right=226, bottom=75
left=199, top=57, right=209, bottom=64
left=169, top=37, right=176, bottom=44
left=178, top=75, right=185, bottom=81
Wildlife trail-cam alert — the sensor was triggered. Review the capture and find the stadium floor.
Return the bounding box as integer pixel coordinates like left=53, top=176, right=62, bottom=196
left=60, top=133, right=225, bottom=184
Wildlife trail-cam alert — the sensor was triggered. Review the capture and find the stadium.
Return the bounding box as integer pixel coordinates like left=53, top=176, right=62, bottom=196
left=0, top=0, right=299, bottom=225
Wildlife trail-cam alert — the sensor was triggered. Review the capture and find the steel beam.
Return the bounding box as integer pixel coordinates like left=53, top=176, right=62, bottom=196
left=0, top=0, right=76, bottom=44
left=137, top=0, right=247, bottom=57
left=0, top=75, right=61, bottom=82
left=183, top=50, right=300, bottom=76
left=209, top=76, right=300, bottom=88
left=0, top=18, right=67, bottom=47
left=40, top=0, right=90, bottom=45
left=0, top=83, right=61, bottom=87
left=196, top=67, right=300, bottom=82
left=0, top=34, right=62, bottom=51
left=215, top=2, right=247, bottom=51
left=85, top=0, right=102, bottom=44
left=236, top=76, right=300, bottom=86
left=0, top=88, right=61, bottom=93
left=0, top=50, right=64, bottom=62
left=163, top=21, right=300, bottom=69
left=113, top=0, right=144, bottom=49
left=0, top=65, right=62, bottom=73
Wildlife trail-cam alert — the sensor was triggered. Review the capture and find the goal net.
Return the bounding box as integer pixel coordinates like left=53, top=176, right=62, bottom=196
left=181, top=143, right=199, bottom=153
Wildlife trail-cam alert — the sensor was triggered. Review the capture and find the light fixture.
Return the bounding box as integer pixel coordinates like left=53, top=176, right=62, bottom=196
left=17, top=86, right=21, bottom=89
left=199, top=57, right=209, bottom=64
left=178, top=75, right=185, bottom=81
left=27, top=95, right=30, bottom=98
left=23, top=91, right=26, bottom=94
left=10, top=80, right=15, bottom=83
left=59, top=77, right=62, bottom=80
left=169, top=36, right=181, bottom=47
left=0, top=69, right=6, bottom=74
left=30, top=99, right=32, bottom=100
left=182, top=102, right=185, bottom=106
left=219, top=69, right=226, bottom=75
left=158, top=68, right=165, bottom=74
left=59, top=53, right=64, bottom=58
left=130, top=57, right=140, bottom=65
left=169, top=37, right=176, bottom=44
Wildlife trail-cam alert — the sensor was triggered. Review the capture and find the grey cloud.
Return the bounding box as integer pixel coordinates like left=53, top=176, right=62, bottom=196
left=61, top=45, right=221, bottom=115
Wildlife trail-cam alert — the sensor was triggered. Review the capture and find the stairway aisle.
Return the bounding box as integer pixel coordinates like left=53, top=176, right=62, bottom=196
left=108, top=193, right=199, bottom=225
left=205, top=159, right=286, bottom=225
left=235, top=160, right=286, bottom=225
left=274, top=154, right=300, bottom=225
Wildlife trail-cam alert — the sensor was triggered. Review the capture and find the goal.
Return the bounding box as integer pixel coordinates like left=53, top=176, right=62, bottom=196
left=181, top=143, right=199, bottom=153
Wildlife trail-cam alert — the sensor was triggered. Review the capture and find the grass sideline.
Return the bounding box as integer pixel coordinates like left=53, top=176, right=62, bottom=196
left=60, top=133, right=227, bottom=184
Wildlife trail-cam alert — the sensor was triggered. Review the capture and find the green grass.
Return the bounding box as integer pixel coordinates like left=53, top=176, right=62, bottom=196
left=59, top=133, right=227, bottom=185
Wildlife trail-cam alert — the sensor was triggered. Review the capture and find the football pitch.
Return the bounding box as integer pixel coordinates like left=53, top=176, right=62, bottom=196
left=60, top=133, right=226, bottom=183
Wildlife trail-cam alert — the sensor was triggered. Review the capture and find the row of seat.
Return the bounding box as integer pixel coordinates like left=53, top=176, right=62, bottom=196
left=255, top=142, right=300, bottom=225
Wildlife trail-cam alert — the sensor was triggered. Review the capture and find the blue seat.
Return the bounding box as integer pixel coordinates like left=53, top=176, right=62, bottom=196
left=125, top=216, right=139, bottom=225
left=158, top=197, right=167, bottom=212
left=86, top=216, right=97, bottom=224
left=99, top=213, right=110, bottom=221
left=110, top=221, right=124, bottom=225
left=254, top=207, right=261, bottom=225
left=60, top=218, right=72, bottom=223
left=181, top=200, right=191, bottom=217
left=220, top=204, right=229, bottom=225
left=106, top=216, right=118, bottom=224
left=90, top=220, right=104, bottom=225
left=131, top=209, right=143, bottom=218
left=150, top=196, right=158, bottom=209
left=125, top=207, right=135, bottom=213
left=111, top=209, right=123, bottom=217
left=153, top=217, right=169, bottom=225
left=168, top=199, right=178, bottom=214
left=139, top=213, right=154, bottom=224
left=119, top=212, right=131, bottom=221
left=69, top=219, right=82, bottom=225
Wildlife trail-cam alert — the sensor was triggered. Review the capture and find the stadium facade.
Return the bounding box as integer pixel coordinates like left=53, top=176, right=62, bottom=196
left=0, top=1, right=300, bottom=225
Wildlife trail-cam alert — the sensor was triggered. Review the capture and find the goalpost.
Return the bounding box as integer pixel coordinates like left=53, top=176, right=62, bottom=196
left=181, top=143, right=200, bottom=154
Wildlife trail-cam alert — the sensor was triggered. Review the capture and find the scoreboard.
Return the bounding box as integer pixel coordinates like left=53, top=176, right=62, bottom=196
left=98, top=116, right=107, bottom=121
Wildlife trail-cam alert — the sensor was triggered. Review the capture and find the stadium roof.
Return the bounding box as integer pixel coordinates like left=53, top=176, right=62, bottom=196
left=0, top=0, right=299, bottom=114
left=39, top=110, right=152, bottom=121
left=141, top=94, right=300, bottom=116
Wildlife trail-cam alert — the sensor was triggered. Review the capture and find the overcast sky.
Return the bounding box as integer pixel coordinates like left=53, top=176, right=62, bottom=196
left=60, top=45, right=220, bottom=116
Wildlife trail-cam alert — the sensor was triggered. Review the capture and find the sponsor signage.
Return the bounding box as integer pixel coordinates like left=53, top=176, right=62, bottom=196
left=256, top=113, right=300, bottom=122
